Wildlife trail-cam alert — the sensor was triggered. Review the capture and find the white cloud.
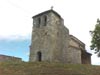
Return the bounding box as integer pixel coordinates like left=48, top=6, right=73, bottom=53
left=25, top=52, right=29, bottom=56
left=0, top=34, right=31, bottom=41
left=0, top=0, right=32, bottom=40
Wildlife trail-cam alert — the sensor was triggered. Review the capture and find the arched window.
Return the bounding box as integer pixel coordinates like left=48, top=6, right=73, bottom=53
left=37, top=51, right=42, bottom=61
left=44, top=16, right=47, bottom=26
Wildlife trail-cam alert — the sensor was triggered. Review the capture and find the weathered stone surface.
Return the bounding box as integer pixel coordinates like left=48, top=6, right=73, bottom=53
left=29, top=9, right=91, bottom=64
left=0, top=55, right=22, bottom=62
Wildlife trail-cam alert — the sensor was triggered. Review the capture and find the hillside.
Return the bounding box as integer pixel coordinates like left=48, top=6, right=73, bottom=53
left=0, top=62, right=100, bottom=75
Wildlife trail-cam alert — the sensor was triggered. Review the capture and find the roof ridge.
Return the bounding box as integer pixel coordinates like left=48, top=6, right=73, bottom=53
left=32, top=9, right=61, bottom=18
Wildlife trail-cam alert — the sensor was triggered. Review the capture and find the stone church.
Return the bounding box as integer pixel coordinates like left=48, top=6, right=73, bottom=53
left=29, top=9, right=91, bottom=64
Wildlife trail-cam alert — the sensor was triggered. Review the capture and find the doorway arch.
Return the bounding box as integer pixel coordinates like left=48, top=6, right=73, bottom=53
left=37, top=51, right=42, bottom=61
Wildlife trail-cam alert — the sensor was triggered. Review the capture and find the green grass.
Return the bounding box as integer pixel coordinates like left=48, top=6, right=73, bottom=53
left=0, top=62, right=100, bottom=75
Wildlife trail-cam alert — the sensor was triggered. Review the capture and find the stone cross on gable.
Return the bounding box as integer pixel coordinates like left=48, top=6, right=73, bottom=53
left=51, top=6, right=54, bottom=10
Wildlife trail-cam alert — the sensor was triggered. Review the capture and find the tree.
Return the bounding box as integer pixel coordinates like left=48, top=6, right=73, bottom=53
left=90, top=19, right=100, bottom=56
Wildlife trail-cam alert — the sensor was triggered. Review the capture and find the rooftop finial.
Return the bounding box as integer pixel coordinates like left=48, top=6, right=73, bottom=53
left=51, top=6, right=54, bottom=10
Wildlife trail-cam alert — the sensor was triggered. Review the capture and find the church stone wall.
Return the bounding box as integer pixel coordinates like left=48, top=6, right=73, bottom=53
left=30, top=11, right=70, bottom=63
left=68, top=47, right=82, bottom=64
left=50, top=12, right=70, bottom=63
left=81, top=51, right=91, bottom=64
left=30, top=12, right=59, bottom=62
left=68, top=35, right=82, bottom=63
left=69, top=35, right=91, bottom=64
left=0, top=55, right=22, bottom=62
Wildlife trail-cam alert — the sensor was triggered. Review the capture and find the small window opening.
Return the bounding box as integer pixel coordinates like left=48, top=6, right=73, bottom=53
left=38, top=18, right=41, bottom=24
left=44, top=16, right=47, bottom=26
left=37, top=51, right=42, bottom=61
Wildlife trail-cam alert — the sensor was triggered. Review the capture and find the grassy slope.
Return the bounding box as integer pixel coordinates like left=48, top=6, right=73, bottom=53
left=0, top=62, right=100, bottom=75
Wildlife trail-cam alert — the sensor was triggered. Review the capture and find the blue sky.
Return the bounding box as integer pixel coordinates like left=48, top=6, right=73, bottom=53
left=1, top=0, right=100, bottom=65
left=0, top=39, right=30, bottom=61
